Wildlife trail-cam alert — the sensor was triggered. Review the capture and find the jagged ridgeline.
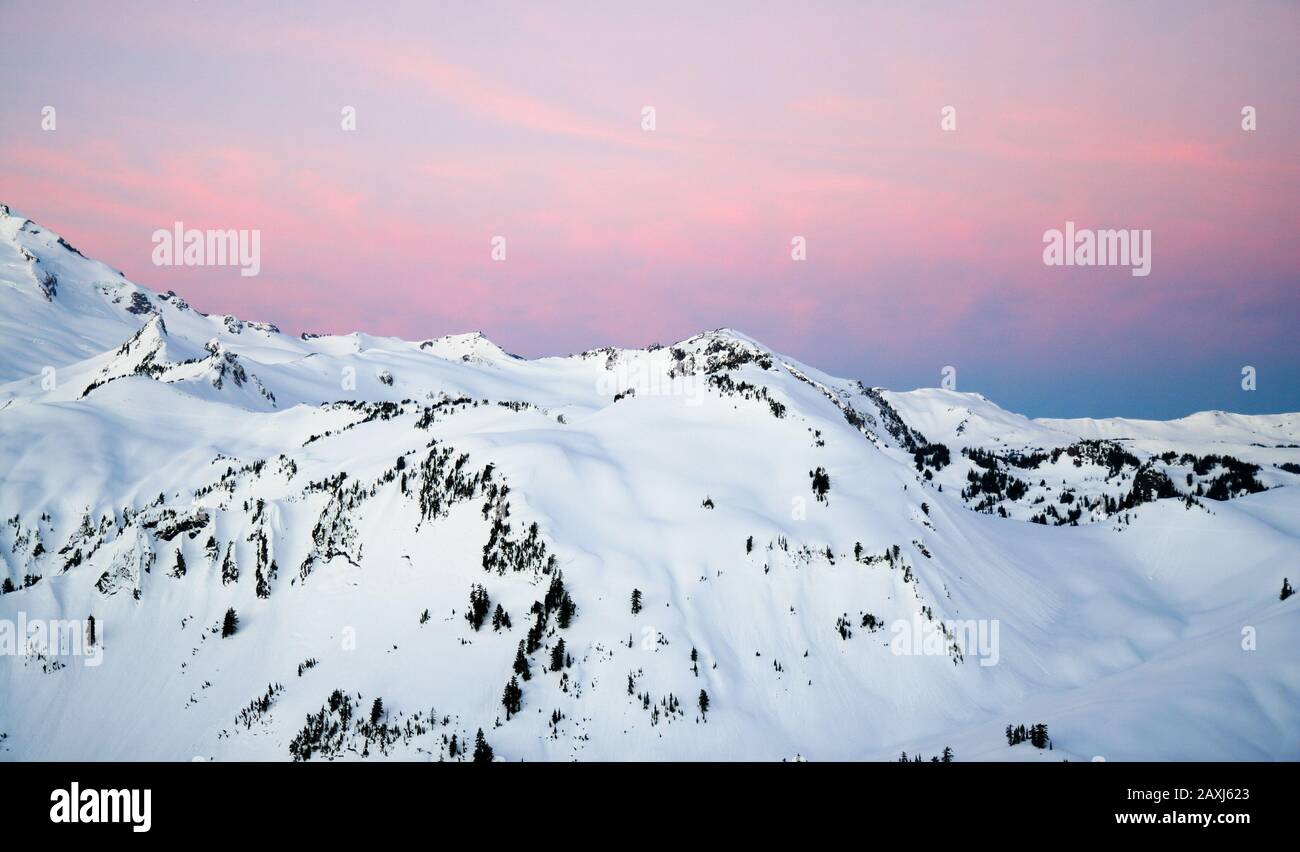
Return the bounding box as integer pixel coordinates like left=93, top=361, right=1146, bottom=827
left=1, top=205, right=1299, bottom=761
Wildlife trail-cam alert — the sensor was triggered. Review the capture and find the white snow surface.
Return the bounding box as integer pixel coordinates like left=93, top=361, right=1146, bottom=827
left=0, top=205, right=1297, bottom=762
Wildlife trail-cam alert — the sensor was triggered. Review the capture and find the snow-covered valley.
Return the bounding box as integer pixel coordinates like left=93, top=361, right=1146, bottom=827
left=1, top=204, right=1297, bottom=761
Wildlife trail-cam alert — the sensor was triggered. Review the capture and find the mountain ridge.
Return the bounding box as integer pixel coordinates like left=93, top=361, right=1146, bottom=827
left=6, top=203, right=1293, bottom=428
left=1, top=208, right=1297, bottom=762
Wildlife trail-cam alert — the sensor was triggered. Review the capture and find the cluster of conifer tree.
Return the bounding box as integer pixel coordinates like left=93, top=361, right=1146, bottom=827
left=1006, top=723, right=1050, bottom=749
left=465, top=584, right=490, bottom=630
left=810, top=467, right=831, bottom=502
left=501, top=574, right=579, bottom=723
left=898, top=747, right=954, bottom=762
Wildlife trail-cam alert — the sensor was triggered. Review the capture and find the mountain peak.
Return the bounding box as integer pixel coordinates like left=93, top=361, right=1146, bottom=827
left=419, top=330, right=518, bottom=363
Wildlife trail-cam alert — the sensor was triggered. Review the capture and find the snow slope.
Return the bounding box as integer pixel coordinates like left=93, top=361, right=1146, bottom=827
left=0, top=205, right=1296, bottom=762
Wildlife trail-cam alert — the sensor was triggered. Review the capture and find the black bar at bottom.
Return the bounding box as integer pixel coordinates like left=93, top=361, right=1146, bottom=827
left=5, top=760, right=1287, bottom=836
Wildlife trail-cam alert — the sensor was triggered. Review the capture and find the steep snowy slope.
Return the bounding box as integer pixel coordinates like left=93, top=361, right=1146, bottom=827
left=1, top=207, right=1296, bottom=762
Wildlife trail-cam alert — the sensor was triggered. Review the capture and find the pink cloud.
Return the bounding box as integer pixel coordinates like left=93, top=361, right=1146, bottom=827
left=0, top=0, right=1294, bottom=386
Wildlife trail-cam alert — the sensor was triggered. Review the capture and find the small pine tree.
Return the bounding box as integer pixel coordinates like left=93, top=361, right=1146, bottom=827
left=810, top=467, right=831, bottom=502
left=502, top=675, right=523, bottom=718
left=472, top=728, right=493, bottom=762
left=465, top=584, right=490, bottom=631
left=526, top=611, right=544, bottom=655
left=492, top=603, right=510, bottom=631
left=557, top=593, right=576, bottom=628
left=221, top=607, right=238, bottom=638
left=630, top=588, right=642, bottom=615
left=86, top=614, right=97, bottom=647
left=941, top=746, right=954, bottom=763
left=370, top=697, right=384, bottom=726
left=1282, top=578, right=1295, bottom=601
left=447, top=733, right=459, bottom=758
left=698, top=689, right=710, bottom=717
left=514, top=641, right=532, bottom=681
left=550, top=637, right=567, bottom=672
left=544, top=574, right=566, bottom=613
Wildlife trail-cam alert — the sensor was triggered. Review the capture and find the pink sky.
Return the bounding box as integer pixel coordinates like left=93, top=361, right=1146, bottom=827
left=1, top=1, right=1297, bottom=417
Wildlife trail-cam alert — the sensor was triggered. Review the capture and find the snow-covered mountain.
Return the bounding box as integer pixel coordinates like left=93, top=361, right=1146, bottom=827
left=1, top=204, right=1297, bottom=762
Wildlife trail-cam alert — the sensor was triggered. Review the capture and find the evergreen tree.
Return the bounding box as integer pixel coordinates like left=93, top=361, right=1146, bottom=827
left=502, top=676, right=523, bottom=719
left=630, top=588, right=643, bottom=615
left=1282, top=577, right=1295, bottom=601
left=810, top=467, right=831, bottom=502
left=526, top=609, right=545, bottom=654
left=370, top=697, right=384, bottom=726
left=86, top=614, right=96, bottom=647
left=544, top=574, right=566, bottom=614
left=472, top=728, right=493, bottom=762
left=550, top=637, right=567, bottom=672
left=492, top=603, right=511, bottom=631
left=171, top=549, right=187, bottom=578
left=1030, top=723, right=1049, bottom=749
left=557, top=592, right=576, bottom=628
left=698, top=689, right=710, bottom=717
left=941, top=746, right=954, bottom=763
left=513, top=641, right=532, bottom=681
left=221, top=607, right=238, bottom=638
left=447, top=733, right=459, bottom=758
left=465, top=584, right=490, bottom=631
left=1, top=577, right=13, bottom=594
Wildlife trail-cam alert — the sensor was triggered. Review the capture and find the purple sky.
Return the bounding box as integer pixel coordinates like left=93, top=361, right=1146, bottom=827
left=2, top=0, right=1297, bottom=418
